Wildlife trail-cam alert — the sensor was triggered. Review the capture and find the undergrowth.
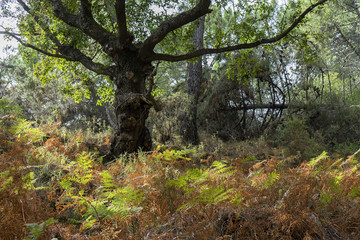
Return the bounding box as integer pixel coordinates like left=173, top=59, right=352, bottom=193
left=1, top=113, right=360, bottom=239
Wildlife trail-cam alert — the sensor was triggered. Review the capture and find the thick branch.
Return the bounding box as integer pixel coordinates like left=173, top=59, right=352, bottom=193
left=227, top=103, right=289, bottom=111
left=14, top=1, right=114, bottom=76
left=140, top=0, right=211, bottom=59
left=57, top=45, right=116, bottom=76
left=148, top=0, right=329, bottom=62
left=49, top=0, right=116, bottom=48
left=115, top=0, right=128, bottom=44
left=0, top=29, right=114, bottom=76
left=17, top=0, right=62, bottom=47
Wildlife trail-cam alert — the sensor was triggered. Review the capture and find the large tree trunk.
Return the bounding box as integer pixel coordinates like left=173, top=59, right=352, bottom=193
left=109, top=56, right=153, bottom=157
left=110, top=93, right=152, bottom=155
left=180, top=17, right=205, bottom=145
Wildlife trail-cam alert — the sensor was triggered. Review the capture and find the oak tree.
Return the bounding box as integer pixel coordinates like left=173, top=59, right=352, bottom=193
left=0, top=0, right=329, bottom=156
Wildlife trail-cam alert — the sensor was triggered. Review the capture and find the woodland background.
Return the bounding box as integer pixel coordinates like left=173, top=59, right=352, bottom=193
left=1, top=0, right=360, bottom=239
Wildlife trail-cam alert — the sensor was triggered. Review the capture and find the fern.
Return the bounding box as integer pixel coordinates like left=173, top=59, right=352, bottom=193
left=211, top=161, right=236, bottom=179
left=320, top=192, right=333, bottom=206
left=0, top=175, right=13, bottom=191
left=0, top=170, right=11, bottom=191
left=348, top=184, right=360, bottom=198
left=309, top=151, right=328, bottom=168
left=263, top=170, right=280, bottom=189
left=169, top=161, right=236, bottom=209
left=56, top=153, right=144, bottom=231
left=24, top=218, right=57, bottom=240
left=97, top=172, right=143, bottom=218
left=82, top=215, right=97, bottom=230
left=250, top=169, right=280, bottom=189
left=155, top=146, right=196, bottom=162
left=9, top=119, right=46, bottom=143
left=21, top=171, right=36, bottom=190
left=168, top=168, right=207, bottom=195
left=98, top=170, right=117, bottom=191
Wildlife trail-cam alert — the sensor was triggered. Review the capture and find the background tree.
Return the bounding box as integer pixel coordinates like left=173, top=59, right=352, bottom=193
left=180, top=16, right=205, bottom=145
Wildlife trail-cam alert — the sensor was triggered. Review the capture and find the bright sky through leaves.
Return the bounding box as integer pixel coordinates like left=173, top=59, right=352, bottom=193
left=0, top=17, right=18, bottom=59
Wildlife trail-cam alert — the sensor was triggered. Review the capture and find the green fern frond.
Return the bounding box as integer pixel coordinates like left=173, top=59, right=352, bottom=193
left=263, top=170, right=280, bottom=189
left=309, top=151, right=328, bottom=168
left=99, top=170, right=117, bottom=191
left=211, top=161, right=235, bottom=179
left=82, top=215, right=96, bottom=230
left=24, top=218, right=57, bottom=240
left=9, top=119, right=46, bottom=143
left=155, top=147, right=196, bottom=162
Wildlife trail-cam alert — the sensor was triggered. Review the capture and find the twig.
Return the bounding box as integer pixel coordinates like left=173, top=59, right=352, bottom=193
left=20, top=199, right=26, bottom=223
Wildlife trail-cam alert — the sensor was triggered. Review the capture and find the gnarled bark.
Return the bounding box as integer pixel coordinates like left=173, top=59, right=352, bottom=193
left=111, top=93, right=152, bottom=155
left=109, top=57, right=154, bottom=156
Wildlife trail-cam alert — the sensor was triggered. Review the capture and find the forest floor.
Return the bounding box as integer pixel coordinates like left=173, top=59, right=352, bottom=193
left=1, top=117, right=360, bottom=240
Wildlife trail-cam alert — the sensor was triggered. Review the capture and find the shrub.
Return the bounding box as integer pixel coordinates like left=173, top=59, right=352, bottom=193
left=277, top=116, right=324, bottom=161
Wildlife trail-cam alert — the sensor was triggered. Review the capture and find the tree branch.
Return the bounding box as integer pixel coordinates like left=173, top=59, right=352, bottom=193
left=147, top=0, right=329, bottom=62
left=0, top=29, right=61, bottom=58
left=49, top=0, right=116, bottom=49
left=140, top=0, right=211, bottom=60
left=57, top=45, right=116, bottom=76
left=227, top=103, right=289, bottom=111
left=0, top=29, right=114, bottom=76
left=115, top=0, right=128, bottom=44
left=14, top=0, right=115, bottom=76
left=334, top=24, right=360, bottom=60
left=17, top=0, right=63, bottom=47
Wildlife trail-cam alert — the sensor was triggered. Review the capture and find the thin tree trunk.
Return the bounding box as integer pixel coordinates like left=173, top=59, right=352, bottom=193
left=350, top=76, right=354, bottom=104
left=180, top=17, right=205, bottom=145
left=328, top=73, right=332, bottom=97
left=342, top=75, right=346, bottom=103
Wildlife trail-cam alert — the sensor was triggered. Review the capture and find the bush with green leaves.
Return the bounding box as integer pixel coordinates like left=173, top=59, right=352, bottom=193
left=308, top=105, right=360, bottom=155
left=0, top=98, right=23, bottom=117
left=277, top=115, right=324, bottom=161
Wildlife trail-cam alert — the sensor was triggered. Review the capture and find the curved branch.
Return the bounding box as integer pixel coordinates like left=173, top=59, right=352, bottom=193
left=49, top=0, right=116, bottom=48
left=17, top=0, right=62, bottom=47
left=1, top=30, right=114, bottom=76
left=57, top=45, right=116, bottom=76
left=148, top=0, right=329, bottom=62
left=0, top=29, right=61, bottom=57
left=13, top=0, right=114, bottom=76
left=140, top=0, right=211, bottom=59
